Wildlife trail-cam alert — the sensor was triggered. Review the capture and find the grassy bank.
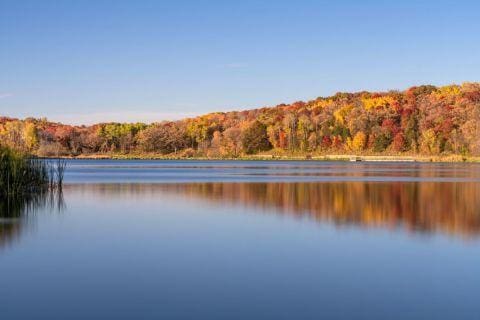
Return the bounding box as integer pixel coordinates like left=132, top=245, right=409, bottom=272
left=63, top=152, right=480, bottom=162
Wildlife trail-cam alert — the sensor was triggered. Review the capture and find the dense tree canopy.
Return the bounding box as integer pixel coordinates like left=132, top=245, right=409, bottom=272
left=241, top=120, right=272, bottom=154
left=1, top=83, right=480, bottom=157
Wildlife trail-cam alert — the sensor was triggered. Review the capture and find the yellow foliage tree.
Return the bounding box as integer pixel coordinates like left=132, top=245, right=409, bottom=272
left=362, top=96, right=396, bottom=110
left=432, top=85, right=462, bottom=99
left=347, top=132, right=367, bottom=152
left=311, top=99, right=334, bottom=110
left=333, top=104, right=353, bottom=125
left=23, top=122, right=39, bottom=151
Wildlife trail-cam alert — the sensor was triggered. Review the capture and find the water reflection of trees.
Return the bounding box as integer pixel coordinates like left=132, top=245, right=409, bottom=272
left=72, top=182, right=480, bottom=238
left=0, top=191, right=64, bottom=249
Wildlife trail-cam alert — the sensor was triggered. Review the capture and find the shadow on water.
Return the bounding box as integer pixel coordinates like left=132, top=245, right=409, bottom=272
left=0, top=191, right=65, bottom=249
left=70, top=181, right=480, bottom=239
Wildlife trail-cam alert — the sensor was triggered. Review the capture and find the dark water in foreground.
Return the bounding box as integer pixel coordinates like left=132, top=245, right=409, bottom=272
left=1, top=160, right=480, bottom=319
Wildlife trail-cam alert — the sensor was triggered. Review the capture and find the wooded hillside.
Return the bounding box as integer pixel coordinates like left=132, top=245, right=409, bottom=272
left=1, top=83, right=479, bottom=158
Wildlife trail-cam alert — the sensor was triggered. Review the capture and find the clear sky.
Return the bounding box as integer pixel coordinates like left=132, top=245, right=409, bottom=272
left=1, top=0, right=479, bottom=124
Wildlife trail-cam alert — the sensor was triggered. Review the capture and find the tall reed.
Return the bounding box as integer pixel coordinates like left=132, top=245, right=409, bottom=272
left=0, top=146, right=65, bottom=197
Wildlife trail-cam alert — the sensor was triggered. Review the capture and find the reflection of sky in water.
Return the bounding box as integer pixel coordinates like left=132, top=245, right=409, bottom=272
left=1, top=161, right=480, bottom=319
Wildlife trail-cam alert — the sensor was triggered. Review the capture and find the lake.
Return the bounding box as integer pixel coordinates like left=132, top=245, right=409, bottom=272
left=1, top=160, right=480, bottom=319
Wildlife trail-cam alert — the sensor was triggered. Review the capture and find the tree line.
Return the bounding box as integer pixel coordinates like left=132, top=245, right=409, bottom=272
left=1, top=83, right=480, bottom=157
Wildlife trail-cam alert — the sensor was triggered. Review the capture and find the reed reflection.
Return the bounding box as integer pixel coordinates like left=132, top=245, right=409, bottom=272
left=70, top=182, right=480, bottom=239
left=0, top=191, right=65, bottom=249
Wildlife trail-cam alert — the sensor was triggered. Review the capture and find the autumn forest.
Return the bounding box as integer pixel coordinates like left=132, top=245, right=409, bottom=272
left=1, top=83, right=480, bottom=158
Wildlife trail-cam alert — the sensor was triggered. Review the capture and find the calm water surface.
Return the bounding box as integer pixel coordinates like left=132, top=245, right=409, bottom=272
left=1, top=160, right=480, bottom=319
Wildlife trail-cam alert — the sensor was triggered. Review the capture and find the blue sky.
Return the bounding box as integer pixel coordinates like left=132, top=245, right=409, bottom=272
left=1, top=0, right=479, bottom=124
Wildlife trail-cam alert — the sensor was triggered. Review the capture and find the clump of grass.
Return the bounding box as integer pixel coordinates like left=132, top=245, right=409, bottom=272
left=0, top=146, right=65, bottom=197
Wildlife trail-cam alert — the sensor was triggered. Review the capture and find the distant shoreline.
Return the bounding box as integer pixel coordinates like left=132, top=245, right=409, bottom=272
left=3, top=83, right=480, bottom=163
left=48, top=154, right=480, bottom=163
